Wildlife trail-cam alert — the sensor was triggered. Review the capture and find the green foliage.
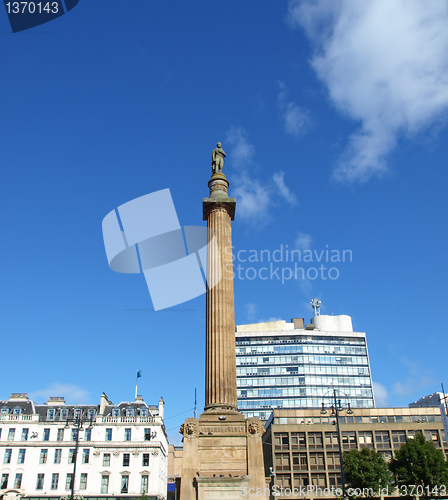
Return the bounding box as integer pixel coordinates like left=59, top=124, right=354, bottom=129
left=343, top=447, right=391, bottom=494
left=389, top=432, right=448, bottom=490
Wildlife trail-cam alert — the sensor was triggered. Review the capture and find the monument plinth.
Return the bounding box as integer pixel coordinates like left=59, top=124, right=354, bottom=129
left=179, top=149, right=268, bottom=500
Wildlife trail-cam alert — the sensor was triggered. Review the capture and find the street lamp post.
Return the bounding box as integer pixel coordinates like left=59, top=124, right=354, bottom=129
left=65, top=416, right=93, bottom=500
left=321, top=389, right=353, bottom=500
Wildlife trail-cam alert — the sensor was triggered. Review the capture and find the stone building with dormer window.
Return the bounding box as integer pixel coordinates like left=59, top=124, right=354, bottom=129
left=0, top=392, right=167, bottom=500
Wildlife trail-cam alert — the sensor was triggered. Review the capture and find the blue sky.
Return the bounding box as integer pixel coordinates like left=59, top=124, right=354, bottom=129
left=1, top=1, right=448, bottom=446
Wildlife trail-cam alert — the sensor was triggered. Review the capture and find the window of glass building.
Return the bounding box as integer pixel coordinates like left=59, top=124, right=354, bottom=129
left=141, top=475, right=149, bottom=493
left=391, top=431, right=406, bottom=448
left=4, top=449, right=12, bottom=464
left=39, top=449, right=48, bottom=464
left=36, top=473, right=45, bottom=489
left=80, top=473, right=88, bottom=490
left=308, top=432, right=323, bottom=449
left=291, top=432, right=306, bottom=450
left=121, top=475, right=129, bottom=494
left=82, top=449, right=90, bottom=464
left=65, top=473, right=73, bottom=491
left=292, top=453, right=307, bottom=471
left=309, top=453, right=325, bottom=470
left=374, top=431, right=391, bottom=449
left=1, top=474, right=8, bottom=489
left=358, top=431, right=374, bottom=448
left=275, top=453, right=290, bottom=471
left=274, top=432, right=289, bottom=450
left=101, top=475, right=109, bottom=494
left=51, top=473, right=59, bottom=490
left=17, top=449, right=26, bottom=464
left=14, top=473, right=23, bottom=489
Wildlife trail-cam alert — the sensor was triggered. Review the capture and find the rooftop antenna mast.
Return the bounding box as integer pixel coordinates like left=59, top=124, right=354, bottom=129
left=311, top=298, right=321, bottom=316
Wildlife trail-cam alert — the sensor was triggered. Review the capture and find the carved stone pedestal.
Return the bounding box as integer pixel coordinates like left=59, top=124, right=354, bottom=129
left=180, top=412, right=267, bottom=500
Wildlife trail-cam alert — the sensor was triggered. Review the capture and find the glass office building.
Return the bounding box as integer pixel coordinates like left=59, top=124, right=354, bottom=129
left=236, top=314, right=375, bottom=420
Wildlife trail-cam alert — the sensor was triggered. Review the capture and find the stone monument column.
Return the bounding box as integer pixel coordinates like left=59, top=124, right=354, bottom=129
left=203, top=173, right=237, bottom=412
left=179, top=145, right=268, bottom=500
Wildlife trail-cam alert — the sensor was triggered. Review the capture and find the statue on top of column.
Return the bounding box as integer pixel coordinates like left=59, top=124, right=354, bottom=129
left=211, top=142, right=226, bottom=174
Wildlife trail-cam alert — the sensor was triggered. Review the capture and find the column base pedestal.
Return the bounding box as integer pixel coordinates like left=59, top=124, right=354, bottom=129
left=179, top=412, right=268, bottom=500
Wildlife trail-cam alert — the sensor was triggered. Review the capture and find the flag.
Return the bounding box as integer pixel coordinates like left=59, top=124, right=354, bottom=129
left=137, top=370, right=142, bottom=378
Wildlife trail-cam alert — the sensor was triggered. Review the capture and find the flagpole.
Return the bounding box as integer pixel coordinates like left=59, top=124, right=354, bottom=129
left=135, top=370, right=141, bottom=400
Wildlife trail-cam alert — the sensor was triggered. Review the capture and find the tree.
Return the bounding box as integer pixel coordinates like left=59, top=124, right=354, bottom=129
left=343, top=447, right=391, bottom=495
left=389, top=432, right=448, bottom=495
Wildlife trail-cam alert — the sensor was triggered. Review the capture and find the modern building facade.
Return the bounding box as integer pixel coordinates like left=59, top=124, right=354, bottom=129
left=0, top=392, right=168, bottom=500
left=409, top=392, right=448, bottom=408
left=236, top=314, right=375, bottom=420
left=263, top=406, right=448, bottom=499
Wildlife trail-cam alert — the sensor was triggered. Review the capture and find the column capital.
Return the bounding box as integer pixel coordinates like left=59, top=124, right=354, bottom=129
left=203, top=198, right=236, bottom=221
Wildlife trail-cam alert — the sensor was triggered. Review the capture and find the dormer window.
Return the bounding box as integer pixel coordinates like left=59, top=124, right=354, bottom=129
left=125, top=407, right=135, bottom=417
left=111, top=408, right=120, bottom=417
left=60, top=409, right=68, bottom=420
left=13, top=407, right=22, bottom=415
left=74, top=408, right=81, bottom=419
left=47, top=409, right=55, bottom=420
left=140, top=408, right=148, bottom=417
left=88, top=409, right=96, bottom=420
left=1, top=407, right=9, bottom=415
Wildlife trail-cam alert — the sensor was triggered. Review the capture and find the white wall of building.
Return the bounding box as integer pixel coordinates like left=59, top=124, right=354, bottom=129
left=0, top=394, right=168, bottom=499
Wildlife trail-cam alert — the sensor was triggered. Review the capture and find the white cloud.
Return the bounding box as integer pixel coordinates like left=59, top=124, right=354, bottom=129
left=372, top=381, right=389, bottom=407
left=295, top=231, right=312, bottom=251
left=29, top=383, right=90, bottom=404
left=231, top=172, right=272, bottom=222
left=293, top=232, right=314, bottom=295
left=278, top=82, right=310, bottom=137
left=259, top=317, right=283, bottom=323
left=273, top=172, right=298, bottom=206
left=226, top=127, right=299, bottom=223
left=244, top=302, right=258, bottom=322
left=226, top=126, right=255, bottom=168
left=288, top=0, right=448, bottom=183
left=392, top=357, right=435, bottom=399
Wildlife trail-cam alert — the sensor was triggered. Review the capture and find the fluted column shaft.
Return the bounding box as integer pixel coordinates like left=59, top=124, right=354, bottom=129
left=203, top=175, right=237, bottom=411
